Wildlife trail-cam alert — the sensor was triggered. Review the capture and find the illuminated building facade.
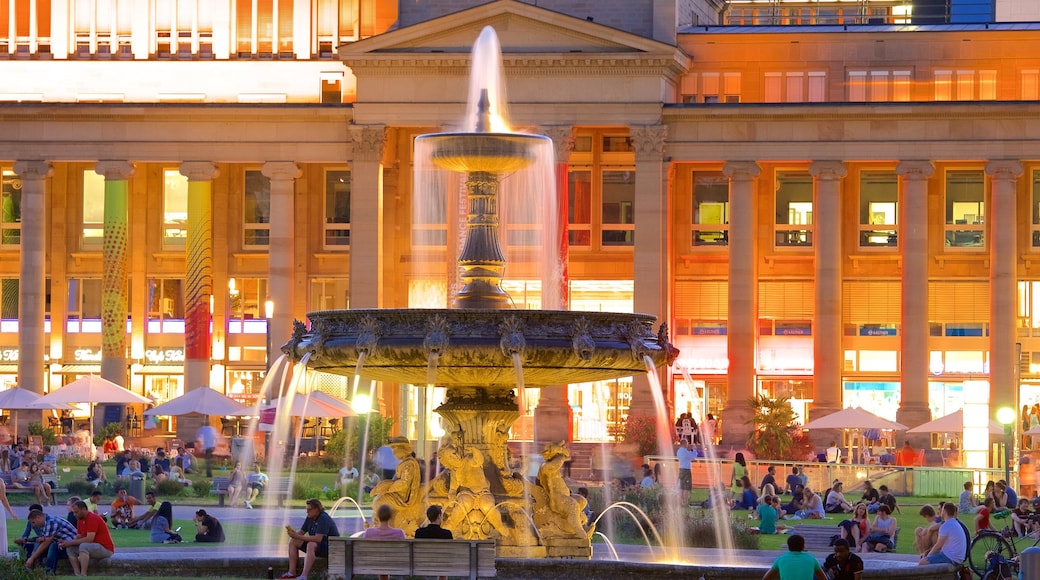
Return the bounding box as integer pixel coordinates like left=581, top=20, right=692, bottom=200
left=0, top=0, right=1038, bottom=447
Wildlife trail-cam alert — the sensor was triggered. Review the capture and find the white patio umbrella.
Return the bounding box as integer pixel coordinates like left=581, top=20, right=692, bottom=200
left=30, top=375, right=151, bottom=441
left=143, top=387, right=248, bottom=418
left=253, top=394, right=350, bottom=418
left=907, top=409, right=1005, bottom=436
left=804, top=407, right=908, bottom=463
left=0, top=387, right=77, bottom=441
left=306, top=391, right=356, bottom=417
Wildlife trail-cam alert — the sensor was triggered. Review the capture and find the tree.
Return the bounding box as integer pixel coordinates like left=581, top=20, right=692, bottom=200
left=745, top=394, right=808, bottom=460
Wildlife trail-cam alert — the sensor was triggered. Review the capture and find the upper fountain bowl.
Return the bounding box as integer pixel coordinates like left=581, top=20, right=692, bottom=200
left=282, top=308, right=677, bottom=388
left=418, top=132, right=550, bottom=173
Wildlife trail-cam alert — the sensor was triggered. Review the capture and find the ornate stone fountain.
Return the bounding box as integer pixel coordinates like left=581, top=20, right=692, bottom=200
left=283, top=26, right=676, bottom=559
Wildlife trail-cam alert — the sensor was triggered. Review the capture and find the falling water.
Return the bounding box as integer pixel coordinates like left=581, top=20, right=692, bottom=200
left=592, top=532, right=621, bottom=560
left=591, top=501, right=665, bottom=556
left=643, top=355, right=686, bottom=560
left=511, top=352, right=527, bottom=414
left=678, top=366, right=735, bottom=560
left=350, top=352, right=367, bottom=400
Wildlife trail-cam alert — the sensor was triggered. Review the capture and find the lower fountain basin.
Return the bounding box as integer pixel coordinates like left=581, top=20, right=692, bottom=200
left=283, top=308, right=675, bottom=387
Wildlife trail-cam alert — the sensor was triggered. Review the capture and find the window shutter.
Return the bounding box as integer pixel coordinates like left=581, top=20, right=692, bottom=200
left=843, top=281, right=901, bottom=325
left=928, top=281, right=990, bottom=323
left=759, top=281, right=814, bottom=319
left=675, top=280, right=729, bottom=320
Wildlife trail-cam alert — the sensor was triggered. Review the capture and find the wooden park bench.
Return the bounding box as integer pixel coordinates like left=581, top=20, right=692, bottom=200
left=1, top=472, right=68, bottom=495
left=211, top=476, right=292, bottom=507
left=327, top=537, right=496, bottom=580
left=208, top=476, right=230, bottom=506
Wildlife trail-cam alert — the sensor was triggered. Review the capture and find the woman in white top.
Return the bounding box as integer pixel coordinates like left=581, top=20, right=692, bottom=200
left=0, top=477, right=18, bottom=554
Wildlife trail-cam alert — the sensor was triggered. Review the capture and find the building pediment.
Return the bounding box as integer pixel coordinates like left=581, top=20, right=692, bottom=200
left=340, top=0, right=684, bottom=65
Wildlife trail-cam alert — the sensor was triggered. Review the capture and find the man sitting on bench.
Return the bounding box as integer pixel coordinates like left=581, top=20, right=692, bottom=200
left=280, top=498, right=340, bottom=580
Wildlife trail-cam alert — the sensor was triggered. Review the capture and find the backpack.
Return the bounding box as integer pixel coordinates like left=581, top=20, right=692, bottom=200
left=982, top=553, right=1014, bottom=580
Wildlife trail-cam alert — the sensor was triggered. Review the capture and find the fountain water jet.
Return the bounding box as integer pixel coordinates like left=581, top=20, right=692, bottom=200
left=282, top=25, right=676, bottom=559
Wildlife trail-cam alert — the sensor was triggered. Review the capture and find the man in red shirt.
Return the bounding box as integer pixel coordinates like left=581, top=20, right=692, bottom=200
left=59, top=499, right=115, bottom=576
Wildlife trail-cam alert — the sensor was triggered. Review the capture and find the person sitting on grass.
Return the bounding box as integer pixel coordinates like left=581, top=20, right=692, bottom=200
left=825, top=482, right=854, bottom=514
left=913, top=504, right=941, bottom=555
left=149, top=501, right=180, bottom=544
left=958, top=481, right=979, bottom=514
left=862, top=504, right=896, bottom=553
left=109, top=486, right=143, bottom=529
left=193, top=509, right=225, bottom=543
left=796, top=487, right=825, bottom=520
left=975, top=497, right=996, bottom=534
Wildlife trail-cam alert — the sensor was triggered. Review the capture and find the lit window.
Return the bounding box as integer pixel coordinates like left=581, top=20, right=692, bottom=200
left=944, top=169, right=985, bottom=249
left=691, top=172, right=728, bottom=247
left=935, top=71, right=952, bottom=101
left=848, top=71, right=867, bottom=102
left=1031, top=170, right=1040, bottom=248
left=858, top=170, right=898, bottom=248
left=311, top=278, right=350, bottom=310
left=1023, top=70, right=1039, bottom=101
left=243, top=170, right=270, bottom=247
left=568, top=169, right=592, bottom=247
left=148, top=278, right=183, bottom=321
left=162, top=169, right=188, bottom=250
left=774, top=171, right=813, bottom=248
left=324, top=169, right=350, bottom=247
left=82, top=170, right=105, bottom=248
left=979, top=70, right=997, bottom=101
left=0, top=170, right=20, bottom=246
left=601, top=170, right=634, bottom=247
left=893, top=71, right=912, bottom=102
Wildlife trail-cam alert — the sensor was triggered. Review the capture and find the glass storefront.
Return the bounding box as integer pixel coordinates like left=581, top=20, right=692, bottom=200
left=843, top=381, right=900, bottom=420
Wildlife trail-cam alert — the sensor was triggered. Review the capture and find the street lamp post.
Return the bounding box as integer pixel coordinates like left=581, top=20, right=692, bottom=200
left=265, top=298, right=275, bottom=371
left=997, top=406, right=1017, bottom=487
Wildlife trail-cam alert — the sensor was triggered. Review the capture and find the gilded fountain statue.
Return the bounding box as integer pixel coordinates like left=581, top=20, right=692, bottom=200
left=283, top=26, right=676, bottom=559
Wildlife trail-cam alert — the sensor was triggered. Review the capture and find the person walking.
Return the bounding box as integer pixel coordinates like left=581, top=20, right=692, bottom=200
left=196, top=418, right=218, bottom=477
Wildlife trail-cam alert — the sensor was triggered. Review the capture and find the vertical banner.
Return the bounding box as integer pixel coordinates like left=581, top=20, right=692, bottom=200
left=101, top=179, right=129, bottom=360
left=185, top=180, right=213, bottom=360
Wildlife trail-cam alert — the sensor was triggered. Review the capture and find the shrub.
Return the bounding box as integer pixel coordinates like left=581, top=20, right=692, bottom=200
left=324, top=414, right=394, bottom=466
left=191, top=479, right=210, bottom=498
left=66, top=480, right=96, bottom=498
left=155, top=479, right=185, bottom=497
left=93, top=422, right=122, bottom=448
left=0, top=555, right=47, bottom=580
left=27, top=423, right=58, bottom=446
left=623, top=414, right=662, bottom=458
left=292, top=478, right=323, bottom=500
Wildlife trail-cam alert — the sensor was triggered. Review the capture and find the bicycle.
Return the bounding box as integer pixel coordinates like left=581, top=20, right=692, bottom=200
left=967, top=513, right=1040, bottom=578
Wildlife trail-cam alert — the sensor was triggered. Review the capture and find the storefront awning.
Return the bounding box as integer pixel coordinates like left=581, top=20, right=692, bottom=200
left=55, top=364, right=101, bottom=374
left=135, top=365, right=183, bottom=375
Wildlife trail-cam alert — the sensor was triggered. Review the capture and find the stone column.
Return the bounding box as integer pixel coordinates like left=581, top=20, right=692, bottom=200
left=721, top=162, right=760, bottom=446
left=179, top=162, right=219, bottom=396
left=896, top=161, right=934, bottom=443
left=533, top=125, right=575, bottom=443
left=807, top=161, right=847, bottom=440
left=349, top=126, right=386, bottom=309
left=262, top=162, right=301, bottom=372
left=95, top=160, right=134, bottom=432
left=987, top=160, right=1024, bottom=420
left=628, top=125, right=670, bottom=421
left=14, top=161, right=52, bottom=399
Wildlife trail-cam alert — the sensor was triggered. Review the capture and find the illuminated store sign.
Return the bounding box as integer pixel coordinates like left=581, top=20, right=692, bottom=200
left=73, top=349, right=102, bottom=362
left=0, top=348, right=17, bottom=362
left=144, top=348, right=185, bottom=364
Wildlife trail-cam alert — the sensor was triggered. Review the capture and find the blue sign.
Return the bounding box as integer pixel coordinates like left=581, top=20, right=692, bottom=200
left=859, top=327, right=897, bottom=336
left=776, top=327, right=812, bottom=336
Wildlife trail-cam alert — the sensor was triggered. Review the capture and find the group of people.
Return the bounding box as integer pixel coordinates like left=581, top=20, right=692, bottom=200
left=223, top=461, right=270, bottom=509
left=0, top=443, right=61, bottom=505
left=278, top=500, right=452, bottom=580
